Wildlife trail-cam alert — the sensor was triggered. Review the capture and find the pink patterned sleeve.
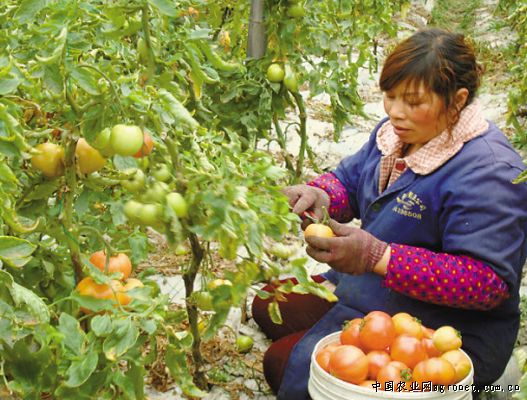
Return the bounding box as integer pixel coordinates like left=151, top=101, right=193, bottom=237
left=307, top=172, right=354, bottom=222
left=384, top=244, right=509, bottom=310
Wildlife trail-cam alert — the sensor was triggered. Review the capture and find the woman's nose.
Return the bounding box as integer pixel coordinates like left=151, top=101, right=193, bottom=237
left=388, top=99, right=406, bottom=120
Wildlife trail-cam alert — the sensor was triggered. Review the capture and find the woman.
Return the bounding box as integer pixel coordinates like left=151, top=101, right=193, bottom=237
left=252, top=28, right=527, bottom=399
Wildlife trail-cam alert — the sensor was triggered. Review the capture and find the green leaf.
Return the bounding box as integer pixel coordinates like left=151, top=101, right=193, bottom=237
left=91, top=314, right=112, bottom=337
left=15, top=0, right=47, bottom=23
left=71, top=67, right=99, bottom=96
left=268, top=300, right=283, bottom=325
left=10, top=280, right=50, bottom=323
left=0, top=236, right=37, bottom=268
left=148, top=0, right=177, bottom=16
left=65, top=351, right=98, bottom=387
left=58, top=313, right=85, bottom=356
left=165, top=345, right=207, bottom=398
left=0, top=78, right=20, bottom=95
left=103, top=317, right=140, bottom=361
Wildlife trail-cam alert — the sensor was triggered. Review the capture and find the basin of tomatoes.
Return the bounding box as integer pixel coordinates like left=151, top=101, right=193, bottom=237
left=313, top=310, right=472, bottom=393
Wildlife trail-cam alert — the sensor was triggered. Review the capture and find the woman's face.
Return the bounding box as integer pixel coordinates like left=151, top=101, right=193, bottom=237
left=383, top=80, right=448, bottom=148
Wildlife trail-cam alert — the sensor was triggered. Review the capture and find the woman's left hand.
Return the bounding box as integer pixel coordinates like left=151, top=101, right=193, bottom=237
left=305, top=220, right=388, bottom=275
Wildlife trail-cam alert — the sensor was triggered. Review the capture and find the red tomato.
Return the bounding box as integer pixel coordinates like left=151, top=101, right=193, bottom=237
left=133, top=131, right=154, bottom=158
left=340, top=318, right=362, bottom=346
left=315, top=344, right=339, bottom=373
left=392, top=312, right=423, bottom=339
left=376, top=360, right=412, bottom=391
left=412, top=357, right=456, bottom=387
left=359, top=312, right=396, bottom=351
left=89, top=251, right=132, bottom=280
left=328, top=345, right=368, bottom=384
left=390, top=334, right=428, bottom=369
left=366, top=350, right=391, bottom=380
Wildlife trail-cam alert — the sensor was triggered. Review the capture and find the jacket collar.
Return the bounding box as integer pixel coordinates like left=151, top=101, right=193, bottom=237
left=376, top=102, right=489, bottom=175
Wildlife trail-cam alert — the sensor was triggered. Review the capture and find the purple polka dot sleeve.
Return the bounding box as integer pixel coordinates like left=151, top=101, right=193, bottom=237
left=385, top=244, right=509, bottom=310
left=307, top=172, right=354, bottom=222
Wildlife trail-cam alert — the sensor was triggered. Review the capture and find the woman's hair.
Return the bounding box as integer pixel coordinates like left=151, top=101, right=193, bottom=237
left=379, top=28, right=483, bottom=125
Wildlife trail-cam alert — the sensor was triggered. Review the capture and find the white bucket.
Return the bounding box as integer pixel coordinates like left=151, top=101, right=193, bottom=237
left=308, top=332, right=474, bottom=400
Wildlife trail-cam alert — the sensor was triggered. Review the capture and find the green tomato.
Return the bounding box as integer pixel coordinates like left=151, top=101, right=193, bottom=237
left=284, top=64, right=299, bottom=93
left=193, top=291, right=214, bottom=311
left=137, top=203, right=163, bottom=226
left=110, top=124, right=144, bottom=156
left=268, top=243, right=296, bottom=259
left=92, top=127, right=115, bottom=157
left=166, top=192, right=188, bottom=218
left=152, top=164, right=172, bottom=182
left=175, top=243, right=190, bottom=255
left=207, top=279, right=232, bottom=291
left=143, top=181, right=170, bottom=203
left=287, top=4, right=305, bottom=18
left=121, top=168, right=145, bottom=192
left=123, top=200, right=143, bottom=222
left=236, top=335, right=254, bottom=353
left=266, top=63, right=285, bottom=83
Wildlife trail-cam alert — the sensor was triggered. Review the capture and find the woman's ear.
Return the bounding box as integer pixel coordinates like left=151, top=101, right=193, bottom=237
left=455, top=88, right=469, bottom=111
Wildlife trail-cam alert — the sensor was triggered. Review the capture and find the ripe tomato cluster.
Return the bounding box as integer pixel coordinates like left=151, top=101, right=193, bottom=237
left=315, top=311, right=471, bottom=392
left=76, top=251, right=144, bottom=313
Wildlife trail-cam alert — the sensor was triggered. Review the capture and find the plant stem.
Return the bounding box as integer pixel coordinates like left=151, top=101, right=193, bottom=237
left=182, top=230, right=208, bottom=390
left=272, top=113, right=295, bottom=173
left=292, top=91, right=307, bottom=183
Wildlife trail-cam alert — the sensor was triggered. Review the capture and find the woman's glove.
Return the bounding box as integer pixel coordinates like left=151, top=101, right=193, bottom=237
left=282, top=184, right=330, bottom=221
left=305, top=220, right=388, bottom=275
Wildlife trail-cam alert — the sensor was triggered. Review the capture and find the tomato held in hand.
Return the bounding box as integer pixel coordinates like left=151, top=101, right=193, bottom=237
left=328, top=345, right=368, bottom=384
left=304, top=223, right=334, bottom=238
left=89, top=251, right=132, bottom=280
left=31, top=142, right=65, bottom=178
left=75, top=138, right=106, bottom=174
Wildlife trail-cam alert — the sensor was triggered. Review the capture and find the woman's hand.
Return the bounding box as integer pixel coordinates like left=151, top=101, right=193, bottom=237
left=305, top=220, right=389, bottom=276
left=282, top=184, right=330, bottom=222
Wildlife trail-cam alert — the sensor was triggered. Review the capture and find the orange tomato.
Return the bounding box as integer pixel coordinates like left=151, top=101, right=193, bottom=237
left=366, top=350, right=391, bottom=380
left=441, top=350, right=471, bottom=383
left=116, top=278, right=144, bottom=306
left=315, top=343, right=339, bottom=373
left=76, top=277, right=124, bottom=313
left=359, top=312, right=396, bottom=351
left=376, top=360, right=412, bottom=391
left=340, top=318, right=362, bottom=346
left=432, top=326, right=462, bottom=353
left=133, top=132, right=154, bottom=158
left=328, top=345, right=368, bottom=384
left=359, top=380, right=377, bottom=389
left=412, top=357, right=456, bottom=387
left=390, top=334, right=428, bottom=369
left=75, top=138, right=106, bottom=174
left=304, top=223, right=334, bottom=238
left=89, top=251, right=132, bottom=280
left=392, top=312, right=423, bottom=339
